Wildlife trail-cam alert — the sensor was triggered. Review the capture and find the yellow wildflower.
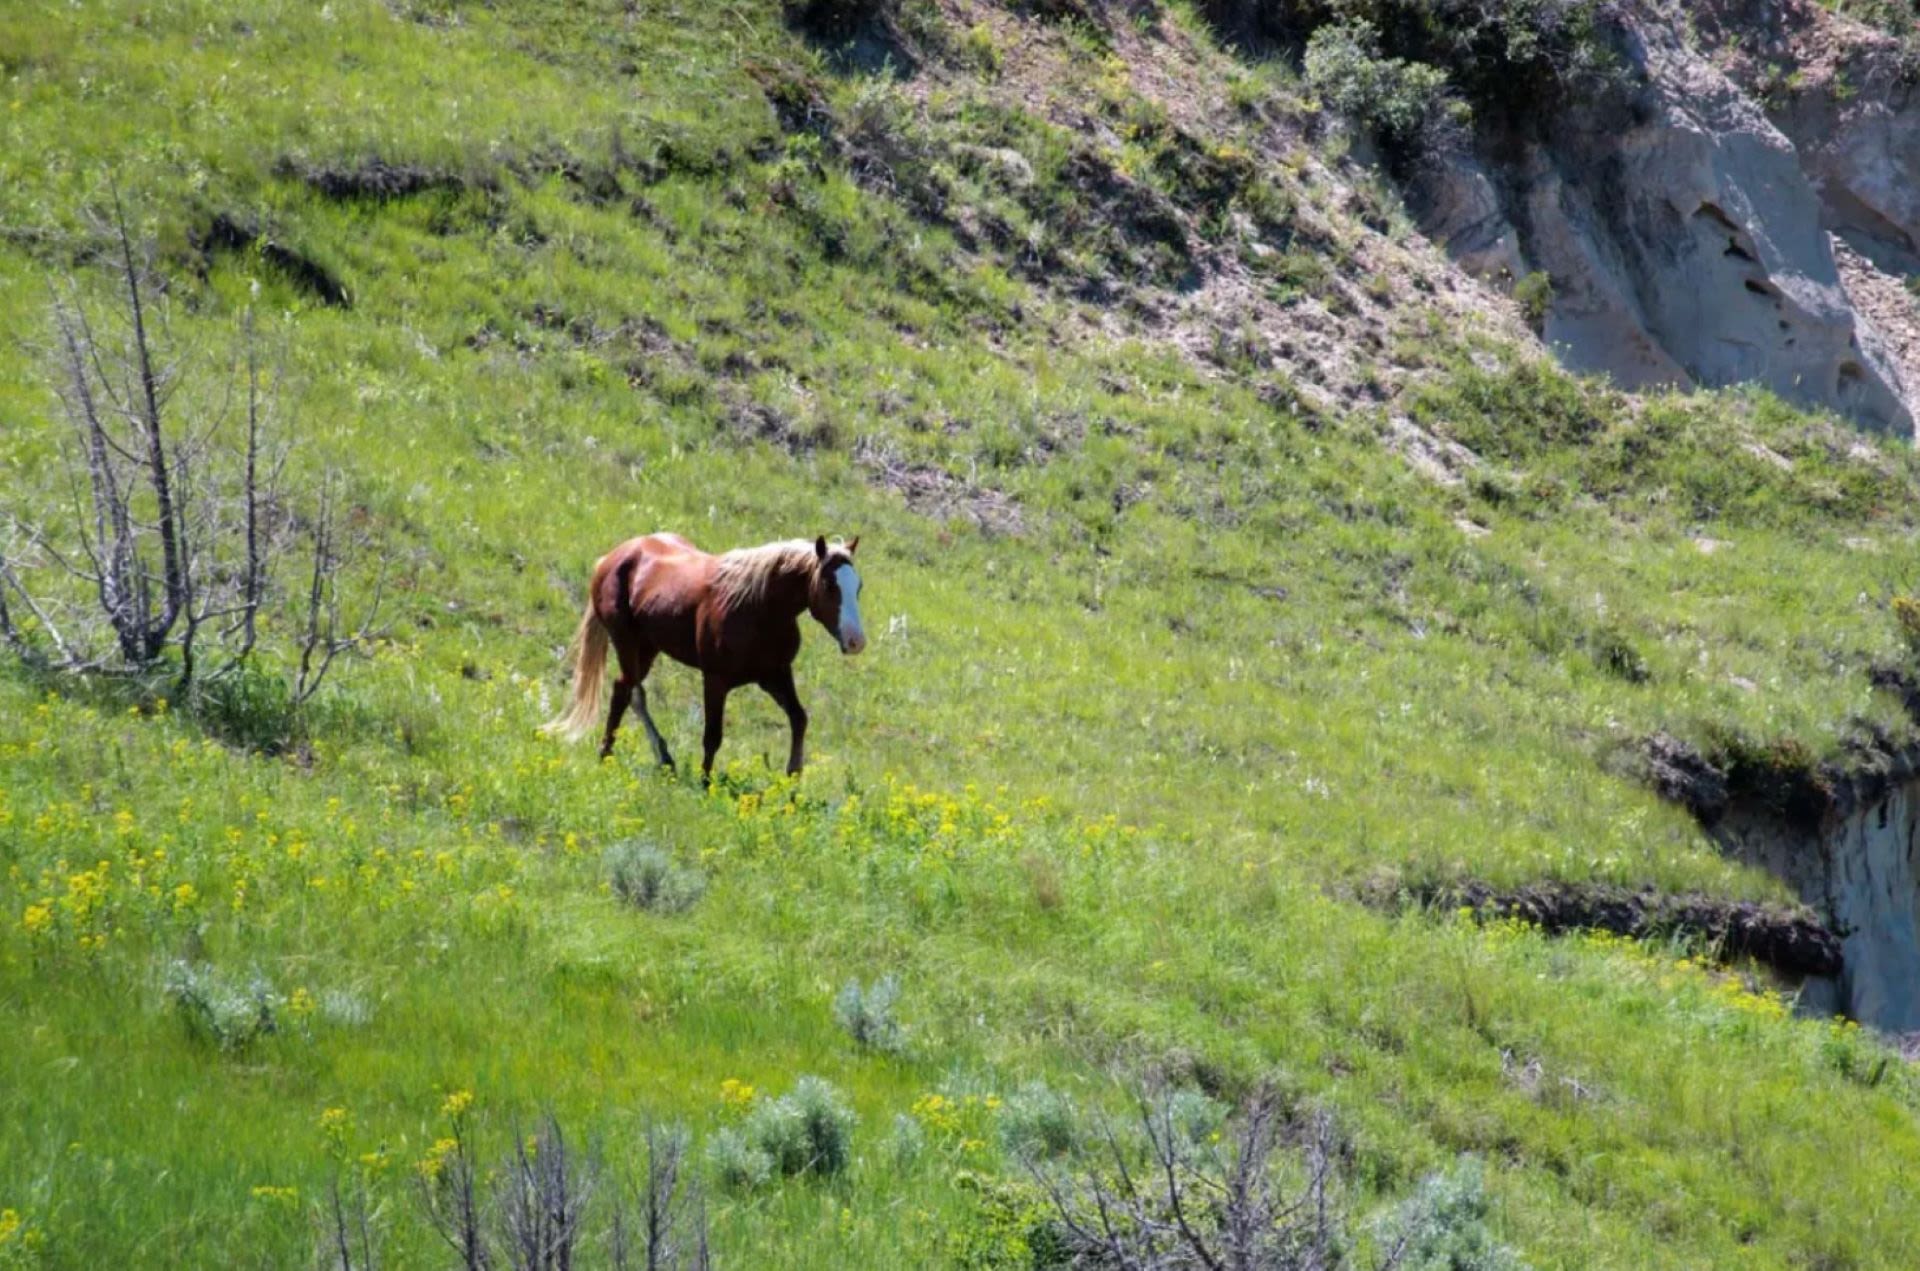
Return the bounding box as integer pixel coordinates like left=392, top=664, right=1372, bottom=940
left=442, top=1089, right=474, bottom=1117
left=417, top=1137, right=460, bottom=1180
left=22, top=903, right=52, bottom=935
left=719, top=1078, right=757, bottom=1111
left=911, top=1092, right=961, bottom=1135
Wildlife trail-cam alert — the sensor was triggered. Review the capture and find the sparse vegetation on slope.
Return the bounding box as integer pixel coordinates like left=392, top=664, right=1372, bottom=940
left=6, top=0, right=1920, bottom=1267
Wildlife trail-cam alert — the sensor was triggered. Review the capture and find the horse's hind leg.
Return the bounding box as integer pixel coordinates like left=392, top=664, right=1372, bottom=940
left=632, top=653, right=674, bottom=770
left=599, top=634, right=642, bottom=761
left=599, top=676, right=631, bottom=761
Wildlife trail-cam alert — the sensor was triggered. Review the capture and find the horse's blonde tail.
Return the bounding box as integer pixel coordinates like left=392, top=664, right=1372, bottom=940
left=542, top=602, right=610, bottom=742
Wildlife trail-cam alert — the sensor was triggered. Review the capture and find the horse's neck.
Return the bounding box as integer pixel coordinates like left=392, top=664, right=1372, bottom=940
left=737, top=564, right=812, bottom=621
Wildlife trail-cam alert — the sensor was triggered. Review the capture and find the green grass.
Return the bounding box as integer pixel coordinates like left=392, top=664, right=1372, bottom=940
left=6, top=0, right=1920, bottom=1265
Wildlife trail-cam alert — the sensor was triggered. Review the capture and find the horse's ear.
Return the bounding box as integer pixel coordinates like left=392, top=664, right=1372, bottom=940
left=847, top=535, right=860, bottom=556
left=814, top=536, right=828, bottom=561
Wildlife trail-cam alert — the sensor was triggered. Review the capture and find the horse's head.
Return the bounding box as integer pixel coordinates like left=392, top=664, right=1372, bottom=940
left=809, top=535, right=866, bottom=655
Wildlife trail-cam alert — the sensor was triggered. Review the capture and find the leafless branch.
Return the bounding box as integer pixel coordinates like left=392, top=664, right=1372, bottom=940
left=292, top=473, right=389, bottom=706
left=611, top=1122, right=710, bottom=1271
left=496, top=1114, right=598, bottom=1271
left=1029, top=1085, right=1398, bottom=1271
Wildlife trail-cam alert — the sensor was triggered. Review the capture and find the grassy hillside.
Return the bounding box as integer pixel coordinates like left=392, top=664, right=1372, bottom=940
left=6, top=0, right=1920, bottom=1266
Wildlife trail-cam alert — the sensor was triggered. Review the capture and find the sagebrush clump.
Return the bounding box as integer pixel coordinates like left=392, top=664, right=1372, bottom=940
left=708, top=1075, right=857, bottom=1188
left=162, top=960, right=281, bottom=1053
left=998, top=1081, right=1077, bottom=1160
left=1375, top=1157, right=1531, bottom=1271
left=833, top=973, right=908, bottom=1053
left=605, top=841, right=707, bottom=914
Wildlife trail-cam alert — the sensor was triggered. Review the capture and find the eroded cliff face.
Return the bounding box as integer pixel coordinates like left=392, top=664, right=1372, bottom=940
left=1416, top=0, right=1920, bottom=435
left=1710, top=755, right=1920, bottom=1031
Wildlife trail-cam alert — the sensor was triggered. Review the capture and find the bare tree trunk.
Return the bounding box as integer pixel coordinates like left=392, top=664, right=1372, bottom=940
left=110, top=191, right=187, bottom=660
left=238, top=307, right=265, bottom=663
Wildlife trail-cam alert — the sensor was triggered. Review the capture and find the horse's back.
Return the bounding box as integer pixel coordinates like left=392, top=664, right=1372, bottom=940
left=590, top=534, right=713, bottom=665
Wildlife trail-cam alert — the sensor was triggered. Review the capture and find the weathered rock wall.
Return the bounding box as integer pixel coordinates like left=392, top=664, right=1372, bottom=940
left=1710, top=752, right=1920, bottom=1030
left=1416, top=0, right=1920, bottom=435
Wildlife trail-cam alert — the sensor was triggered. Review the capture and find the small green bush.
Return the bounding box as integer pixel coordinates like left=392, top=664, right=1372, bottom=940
left=948, top=1170, right=1070, bottom=1270
left=1375, top=1157, right=1530, bottom=1271
left=190, top=662, right=300, bottom=755
left=1162, top=1087, right=1229, bottom=1162
left=163, top=960, right=282, bottom=1053
left=1512, top=270, right=1553, bottom=330
left=706, top=1127, right=774, bottom=1190
left=1894, top=595, right=1920, bottom=655
left=605, top=841, right=706, bottom=914
left=715, top=1075, right=858, bottom=1187
left=959, top=22, right=1002, bottom=76
left=1305, top=20, right=1456, bottom=144
left=789, top=1075, right=858, bottom=1175
left=834, top=974, right=907, bottom=1053
left=884, top=1112, right=926, bottom=1170
left=998, top=1081, right=1077, bottom=1160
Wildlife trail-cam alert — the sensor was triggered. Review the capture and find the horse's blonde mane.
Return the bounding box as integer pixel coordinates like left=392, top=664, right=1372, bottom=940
left=711, top=539, right=822, bottom=607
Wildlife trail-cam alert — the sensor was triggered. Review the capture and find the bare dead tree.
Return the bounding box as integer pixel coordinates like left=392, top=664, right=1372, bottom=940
left=1029, top=1086, right=1409, bottom=1271
left=496, top=1114, right=598, bottom=1271
left=293, top=472, right=388, bottom=706
left=610, top=1122, right=711, bottom=1271
left=417, top=1115, right=492, bottom=1271
left=317, top=1168, right=383, bottom=1271
left=0, top=193, right=384, bottom=707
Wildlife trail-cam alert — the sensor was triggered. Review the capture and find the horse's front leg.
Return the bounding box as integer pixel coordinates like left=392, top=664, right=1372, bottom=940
left=759, top=668, right=808, bottom=776
left=700, top=674, right=731, bottom=787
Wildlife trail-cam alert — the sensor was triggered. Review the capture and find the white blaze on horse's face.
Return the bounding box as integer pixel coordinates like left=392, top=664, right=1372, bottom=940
left=834, top=563, right=866, bottom=655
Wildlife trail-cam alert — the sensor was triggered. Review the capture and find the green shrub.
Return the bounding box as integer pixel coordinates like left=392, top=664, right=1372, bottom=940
left=1512, top=270, right=1553, bottom=330
left=706, top=1127, right=774, bottom=1190
left=1375, top=1157, right=1530, bottom=1271
left=1304, top=20, right=1455, bottom=144
left=717, top=1075, right=858, bottom=1187
left=190, top=662, right=299, bottom=755
left=884, top=1112, right=927, bottom=1169
left=948, top=1170, right=1070, bottom=1269
left=745, top=1094, right=814, bottom=1177
left=1162, top=1087, right=1229, bottom=1161
left=959, top=22, right=1002, bottom=75
left=605, top=841, right=706, bottom=914
left=998, top=1081, right=1078, bottom=1160
left=788, top=1075, right=858, bottom=1175
left=1894, top=595, right=1920, bottom=655
left=163, top=960, right=282, bottom=1053
left=833, top=974, right=907, bottom=1053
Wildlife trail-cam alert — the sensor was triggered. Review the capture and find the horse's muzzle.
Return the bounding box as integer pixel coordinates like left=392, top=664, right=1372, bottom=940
left=840, top=632, right=867, bottom=655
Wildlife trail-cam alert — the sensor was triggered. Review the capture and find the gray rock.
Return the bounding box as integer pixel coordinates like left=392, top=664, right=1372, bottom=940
left=1414, top=3, right=1916, bottom=433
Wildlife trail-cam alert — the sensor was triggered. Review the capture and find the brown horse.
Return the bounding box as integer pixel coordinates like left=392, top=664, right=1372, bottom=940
left=544, top=534, right=865, bottom=779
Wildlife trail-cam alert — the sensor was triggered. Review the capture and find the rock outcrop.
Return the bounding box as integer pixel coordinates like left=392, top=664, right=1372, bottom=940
left=1647, top=724, right=1920, bottom=1031
left=1707, top=747, right=1920, bottom=1029
left=1416, top=0, right=1920, bottom=435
